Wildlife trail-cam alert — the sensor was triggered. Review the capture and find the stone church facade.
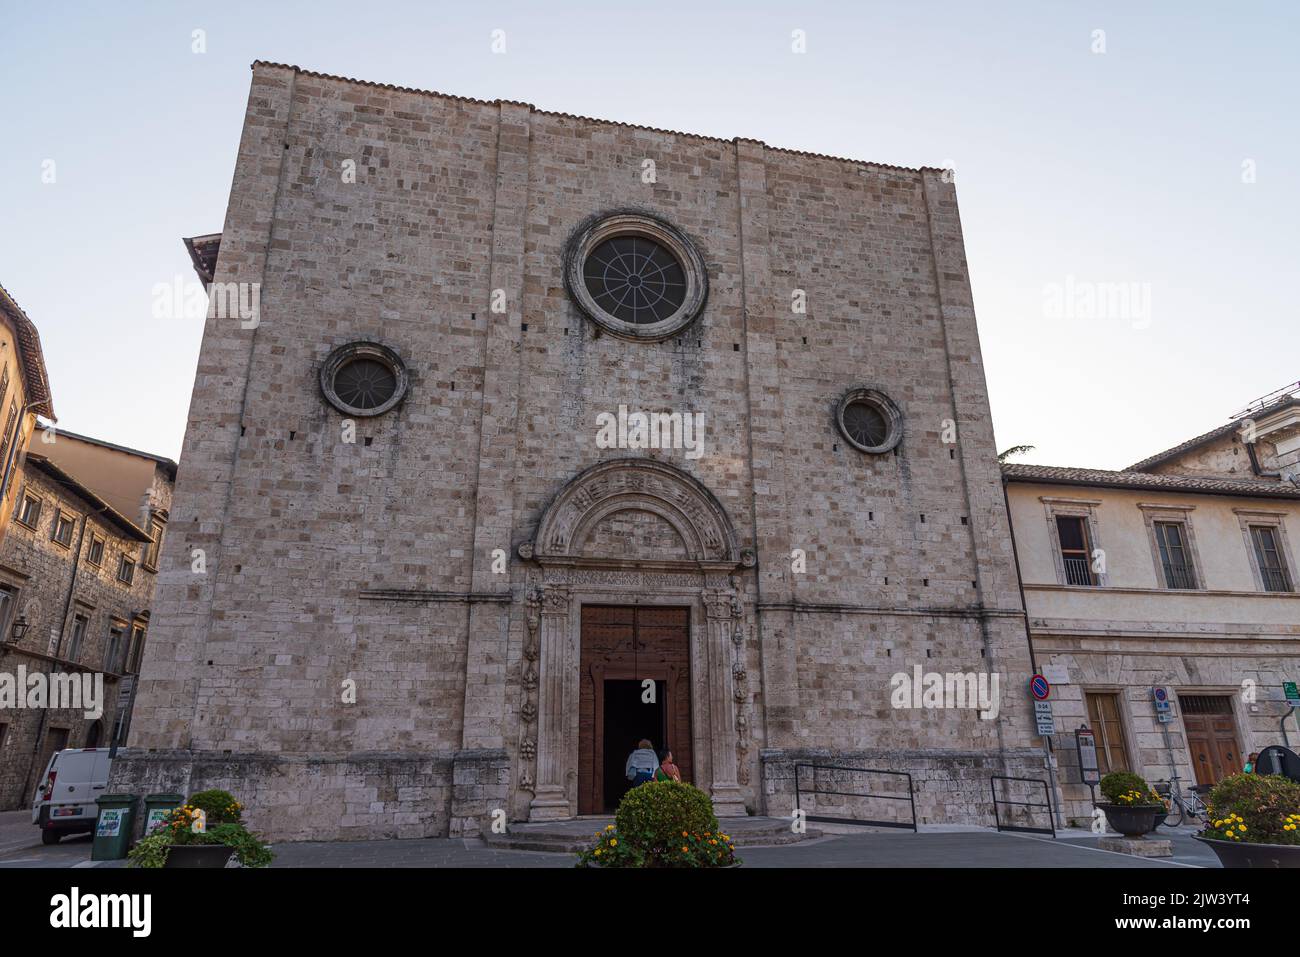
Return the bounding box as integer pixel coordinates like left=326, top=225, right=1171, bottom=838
left=111, top=61, right=1041, bottom=841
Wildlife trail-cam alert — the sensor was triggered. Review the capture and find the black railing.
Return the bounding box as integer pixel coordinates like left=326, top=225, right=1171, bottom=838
left=1162, top=563, right=1197, bottom=589
left=794, top=763, right=917, bottom=831
left=1062, top=556, right=1094, bottom=586
left=991, top=775, right=1056, bottom=837
left=1262, top=567, right=1293, bottom=593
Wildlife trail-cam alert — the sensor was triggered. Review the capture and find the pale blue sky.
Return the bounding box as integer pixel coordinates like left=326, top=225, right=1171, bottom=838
left=2, top=1, right=1295, bottom=465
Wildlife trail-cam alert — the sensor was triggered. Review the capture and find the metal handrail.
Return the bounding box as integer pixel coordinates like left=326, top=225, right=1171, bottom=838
left=795, top=763, right=917, bottom=831
left=991, top=774, right=1056, bottom=837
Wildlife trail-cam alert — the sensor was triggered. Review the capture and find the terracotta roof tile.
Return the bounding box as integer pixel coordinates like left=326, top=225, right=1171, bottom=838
left=0, top=283, right=55, bottom=421
left=1002, top=463, right=1300, bottom=500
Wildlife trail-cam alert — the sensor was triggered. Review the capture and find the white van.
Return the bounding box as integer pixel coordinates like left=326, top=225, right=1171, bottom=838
left=31, top=748, right=112, bottom=844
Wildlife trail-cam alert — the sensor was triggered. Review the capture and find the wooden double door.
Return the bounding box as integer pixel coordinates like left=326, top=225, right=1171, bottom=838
left=579, top=605, right=692, bottom=814
left=1182, top=695, right=1242, bottom=787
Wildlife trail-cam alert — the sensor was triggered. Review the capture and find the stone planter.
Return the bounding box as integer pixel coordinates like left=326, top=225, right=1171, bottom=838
left=164, top=844, right=235, bottom=869
left=1194, top=835, right=1300, bottom=869
left=1097, top=803, right=1162, bottom=838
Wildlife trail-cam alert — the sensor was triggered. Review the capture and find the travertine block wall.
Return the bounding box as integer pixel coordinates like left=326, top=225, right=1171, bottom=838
left=115, top=63, right=1038, bottom=840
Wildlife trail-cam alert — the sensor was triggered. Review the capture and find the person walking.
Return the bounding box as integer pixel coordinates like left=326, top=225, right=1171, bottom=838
left=625, top=739, right=659, bottom=786
left=655, top=749, right=682, bottom=782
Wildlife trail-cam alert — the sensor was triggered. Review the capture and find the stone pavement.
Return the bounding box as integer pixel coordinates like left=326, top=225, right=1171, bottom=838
left=0, top=805, right=1219, bottom=868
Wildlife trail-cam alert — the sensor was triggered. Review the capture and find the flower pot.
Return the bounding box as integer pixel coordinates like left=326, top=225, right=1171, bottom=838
left=1194, top=835, right=1300, bottom=869
left=164, top=844, right=235, bottom=868
left=1097, top=804, right=1162, bottom=838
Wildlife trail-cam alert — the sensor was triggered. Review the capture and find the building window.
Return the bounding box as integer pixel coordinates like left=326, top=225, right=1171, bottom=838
left=0, top=583, right=14, bottom=639
left=1154, top=521, right=1197, bottom=589
left=117, top=556, right=136, bottom=585
left=66, top=614, right=88, bottom=663
left=143, top=518, right=164, bottom=570
left=105, top=625, right=126, bottom=673
left=17, top=494, right=40, bottom=528
left=0, top=401, right=16, bottom=471
left=1086, top=692, right=1130, bottom=774
left=1250, top=525, right=1293, bottom=592
left=835, top=387, right=904, bottom=455
left=564, top=211, right=709, bottom=342
left=319, top=341, right=408, bottom=418
left=1056, top=515, right=1096, bottom=586
left=583, top=235, right=687, bottom=325
left=51, top=512, right=75, bottom=547
left=127, top=624, right=146, bottom=673
left=86, top=535, right=104, bottom=566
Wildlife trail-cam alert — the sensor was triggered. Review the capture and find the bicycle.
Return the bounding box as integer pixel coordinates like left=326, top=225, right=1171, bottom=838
left=1152, top=777, right=1210, bottom=827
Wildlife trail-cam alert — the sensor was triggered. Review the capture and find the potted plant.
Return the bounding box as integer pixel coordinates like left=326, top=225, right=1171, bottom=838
left=128, top=789, right=273, bottom=869
left=1096, top=771, right=1164, bottom=837
left=1194, top=773, right=1300, bottom=868
left=576, top=780, right=740, bottom=868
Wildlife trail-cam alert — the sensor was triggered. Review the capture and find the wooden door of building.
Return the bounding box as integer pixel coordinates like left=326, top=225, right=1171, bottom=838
left=1182, top=695, right=1242, bottom=787
left=579, top=605, right=692, bottom=814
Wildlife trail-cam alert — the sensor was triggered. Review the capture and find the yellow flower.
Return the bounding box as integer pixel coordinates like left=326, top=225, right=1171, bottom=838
left=605, top=824, right=614, bottom=830
left=594, top=849, right=602, bottom=856
left=609, top=839, right=617, bottom=846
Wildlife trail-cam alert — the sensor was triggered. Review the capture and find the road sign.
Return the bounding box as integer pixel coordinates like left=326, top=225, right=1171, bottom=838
left=1034, top=700, right=1055, bottom=735
left=1030, top=675, right=1051, bottom=700
left=1285, top=681, right=1300, bottom=707
left=1075, top=727, right=1100, bottom=786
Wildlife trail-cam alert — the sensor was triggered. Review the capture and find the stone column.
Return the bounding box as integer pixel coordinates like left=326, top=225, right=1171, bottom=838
left=704, top=590, right=747, bottom=817
left=529, top=584, right=572, bottom=821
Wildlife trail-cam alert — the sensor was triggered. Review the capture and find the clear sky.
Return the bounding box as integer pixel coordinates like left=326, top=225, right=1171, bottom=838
left=2, top=1, right=1295, bottom=465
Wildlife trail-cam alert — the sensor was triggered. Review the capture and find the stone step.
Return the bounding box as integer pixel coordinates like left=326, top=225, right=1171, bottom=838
left=481, top=816, right=821, bottom=854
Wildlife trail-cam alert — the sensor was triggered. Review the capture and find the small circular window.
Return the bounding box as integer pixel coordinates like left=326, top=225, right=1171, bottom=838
left=320, top=342, right=408, bottom=417
left=565, top=211, right=708, bottom=342
left=836, top=388, right=902, bottom=454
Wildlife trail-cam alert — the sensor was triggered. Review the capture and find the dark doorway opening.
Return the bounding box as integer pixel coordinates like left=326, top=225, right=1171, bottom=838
left=602, top=679, right=666, bottom=811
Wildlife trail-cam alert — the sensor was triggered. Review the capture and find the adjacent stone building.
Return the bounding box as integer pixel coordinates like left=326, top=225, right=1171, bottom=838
left=112, top=61, right=1043, bottom=841
left=1004, top=387, right=1300, bottom=823
left=0, top=436, right=176, bottom=811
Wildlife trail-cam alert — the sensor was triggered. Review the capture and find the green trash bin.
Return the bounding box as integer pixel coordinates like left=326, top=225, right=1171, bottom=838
left=141, top=792, right=185, bottom=837
left=91, top=793, right=138, bottom=861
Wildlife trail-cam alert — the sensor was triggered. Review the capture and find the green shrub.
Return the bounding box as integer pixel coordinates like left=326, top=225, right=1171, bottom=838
left=1099, top=771, right=1160, bottom=806
left=577, top=781, right=738, bottom=868
left=1204, top=773, right=1300, bottom=845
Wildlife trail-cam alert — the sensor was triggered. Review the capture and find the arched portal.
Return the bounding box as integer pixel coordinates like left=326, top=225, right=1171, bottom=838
left=517, top=458, right=753, bottom=821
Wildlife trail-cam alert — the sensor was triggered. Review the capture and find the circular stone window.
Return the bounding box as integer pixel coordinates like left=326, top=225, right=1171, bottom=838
left=836, top=388, right=903, bottom=454
left=320, top=342, right=408, bottom=417
left=564, top=212, right=708, bottom=342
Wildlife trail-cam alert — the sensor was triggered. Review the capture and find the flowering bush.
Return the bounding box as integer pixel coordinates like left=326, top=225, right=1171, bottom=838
left=1099, top=771, right=1162, bottom=807
left=1202, top=773, right=1300, bottom=846
left=576, top=781, right=740, bottom=868
left=127, top=792, right=272, bottom=868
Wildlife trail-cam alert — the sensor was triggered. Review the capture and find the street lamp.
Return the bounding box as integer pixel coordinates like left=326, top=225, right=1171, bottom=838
left=7, top=614, right=27, bottom=644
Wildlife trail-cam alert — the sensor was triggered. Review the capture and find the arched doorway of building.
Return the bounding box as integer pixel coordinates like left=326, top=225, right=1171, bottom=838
left=579, top=604, right=692, bottom=813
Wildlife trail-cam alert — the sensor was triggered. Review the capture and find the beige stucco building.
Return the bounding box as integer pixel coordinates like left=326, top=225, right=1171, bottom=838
left=0, top=284, right=56, bottom=545
left=1005, top=389, right=1300, bottom=823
